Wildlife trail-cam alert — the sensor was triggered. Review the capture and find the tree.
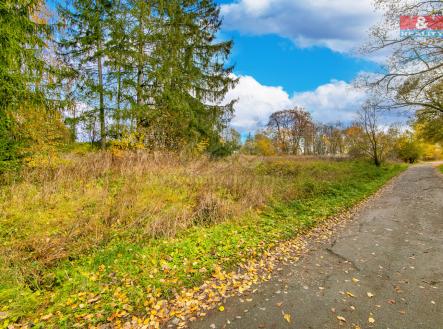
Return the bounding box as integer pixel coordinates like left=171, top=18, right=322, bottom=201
left=58, top=0, right=113, bottom=149
left=356, top=99, right=393, bottom=166
left=137, top=0, right=237, bottom=150
left=395, top=131, right=423, bottom=163
left=0, top=0, right=58, bottom=172
left=267, top=107, right=313, bottom=155
left=364, top=0, right=443, bottom=115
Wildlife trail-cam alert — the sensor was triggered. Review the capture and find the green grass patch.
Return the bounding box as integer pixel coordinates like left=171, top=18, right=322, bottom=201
left=0, top=155, right=406, bottom=328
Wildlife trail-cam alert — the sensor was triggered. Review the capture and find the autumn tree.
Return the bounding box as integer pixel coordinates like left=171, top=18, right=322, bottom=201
left=0, top=0, right=68, bottom=173
left=267, top=107, right=313, bottom=155
left=364, top=1, right=443, bottom=120
left=356, top=99, right=394, bottom=166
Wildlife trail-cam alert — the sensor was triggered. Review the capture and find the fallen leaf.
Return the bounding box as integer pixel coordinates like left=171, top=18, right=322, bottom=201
left=283, top=313, right=291, bottom=323
left=367, top=292, right=375, bottom=298
left=337, top=316, right=347, bottom=322
left=218, top=306, right=225, bottom=312
left=276, top=302, right=283, bottom=307
left=387, top=299, right=396, bottom=304
left=346, top=291, right=356, bottom=298
left=368, top=317, right=375, bottom=324
left=352, top=278, right=360, bottom=283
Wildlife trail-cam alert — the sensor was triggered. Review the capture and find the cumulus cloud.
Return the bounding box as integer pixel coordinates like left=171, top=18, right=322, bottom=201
left=220, top=0, right=379, bottom=53
left=224, top=75, right=368, bottom=132
left=292, top=80, right=366, bottom=123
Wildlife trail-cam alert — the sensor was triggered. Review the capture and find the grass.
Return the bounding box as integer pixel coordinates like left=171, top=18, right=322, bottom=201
left=0, top=152, right=407, bottom=327
left=438, top=164, right=443, bottom=174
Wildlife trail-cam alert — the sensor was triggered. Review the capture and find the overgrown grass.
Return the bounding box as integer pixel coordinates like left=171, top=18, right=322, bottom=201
left=0, top=152, right=406, bottom=327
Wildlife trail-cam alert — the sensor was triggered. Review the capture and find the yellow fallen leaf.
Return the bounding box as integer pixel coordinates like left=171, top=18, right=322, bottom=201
left=283, top=313, right=291, bottom=323
left=219, top=306, right=225, bottom=312
left=337, top=315, right=347, bottom=322
left=352, top=277, right=360, bottom=283
left=368, top=317, right=375, bottom=324
left=367, top=292, right=375, bottom=298
left=346, top=291, right=356, bottom=298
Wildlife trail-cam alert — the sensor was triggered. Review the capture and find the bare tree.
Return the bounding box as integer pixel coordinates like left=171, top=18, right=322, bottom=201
left=363, top=0, right=443, bottom=115
left=357, top=99, right=393, bottom=166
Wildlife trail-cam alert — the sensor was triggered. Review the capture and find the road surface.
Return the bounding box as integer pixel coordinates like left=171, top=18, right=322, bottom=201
left=190, top=164, right=443, bottom=329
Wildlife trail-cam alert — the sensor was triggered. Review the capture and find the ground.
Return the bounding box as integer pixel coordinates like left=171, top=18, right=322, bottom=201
left=190, top=163, right=443, bottom=329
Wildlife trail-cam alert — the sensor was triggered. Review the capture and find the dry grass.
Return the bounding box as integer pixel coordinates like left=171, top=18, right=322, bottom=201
left=0, top=151, right=407, bottom=326
left=1, top=152, right=307, bottom=276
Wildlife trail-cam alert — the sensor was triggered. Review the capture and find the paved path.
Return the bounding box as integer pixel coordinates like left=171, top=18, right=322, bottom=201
left=190, top=164, right=443, bottom=329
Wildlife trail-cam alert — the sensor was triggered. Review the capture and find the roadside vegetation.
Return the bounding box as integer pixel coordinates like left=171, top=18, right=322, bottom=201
left=0, top=152, right=405, bottom=327
left=0, top=0, right=441, bottom=328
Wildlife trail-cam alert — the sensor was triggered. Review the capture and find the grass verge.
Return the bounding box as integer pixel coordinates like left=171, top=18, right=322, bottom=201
left=0, top=154, right=407, bottom=328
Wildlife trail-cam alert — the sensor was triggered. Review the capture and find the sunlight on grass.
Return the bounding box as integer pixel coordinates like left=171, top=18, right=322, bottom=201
left=0, top=152, right=406, bottom=327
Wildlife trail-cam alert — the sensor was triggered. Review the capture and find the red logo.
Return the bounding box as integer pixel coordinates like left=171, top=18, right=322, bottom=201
left=400, top=16, right=443, bottom=30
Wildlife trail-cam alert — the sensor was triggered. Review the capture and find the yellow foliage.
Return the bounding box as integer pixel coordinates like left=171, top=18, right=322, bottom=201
left=422, top=143, right=442, bottom=161
left=16, top=105, right=70, bottom=169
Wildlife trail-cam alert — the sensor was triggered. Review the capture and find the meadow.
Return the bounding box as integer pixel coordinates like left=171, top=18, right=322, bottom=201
left=0, top=151, right=406, bottom=327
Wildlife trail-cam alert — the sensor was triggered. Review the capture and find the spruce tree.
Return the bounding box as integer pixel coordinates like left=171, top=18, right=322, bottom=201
left=140, top=0, right=238, bottom=150
left=0, top=0, right=53, bottom=172
left=58, top=0, right=112, bottom=149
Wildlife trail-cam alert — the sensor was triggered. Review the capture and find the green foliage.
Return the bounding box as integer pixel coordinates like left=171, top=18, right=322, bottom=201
left=414, top=110, right=443, bottom=144
left=208, top=129, right=241, bottom=157
left=394, top=132, right=423, bottom=163
left=0, top=1, right=66, bottom=176
left=0, top=156, right=406, bottom=327
left=241, top=133, right=276, bottom=156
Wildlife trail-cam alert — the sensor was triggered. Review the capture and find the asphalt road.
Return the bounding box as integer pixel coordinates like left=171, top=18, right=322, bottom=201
left=190, top=164, right=443, bottom=329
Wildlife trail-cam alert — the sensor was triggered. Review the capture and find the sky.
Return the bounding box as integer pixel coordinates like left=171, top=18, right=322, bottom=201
left=215, top=0, right=409, bottom=133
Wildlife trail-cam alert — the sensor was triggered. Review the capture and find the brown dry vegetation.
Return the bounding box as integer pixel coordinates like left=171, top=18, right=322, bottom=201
left=0, top=151, right=406, bottom=327
left=1, top=152, right=319, bottom=271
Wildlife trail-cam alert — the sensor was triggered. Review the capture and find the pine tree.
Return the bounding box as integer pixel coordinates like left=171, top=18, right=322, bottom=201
left=58, top=0, right=112, bottom=149
left=140, top=0, right=237, bottom=150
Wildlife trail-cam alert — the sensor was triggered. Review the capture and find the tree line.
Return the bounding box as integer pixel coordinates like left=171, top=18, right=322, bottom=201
left=241, top=106, right=442, bottom=166
left=1, top=0, right=237, bottom=174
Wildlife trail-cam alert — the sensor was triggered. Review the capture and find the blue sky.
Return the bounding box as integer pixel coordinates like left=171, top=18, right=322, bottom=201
left=224, top=32, right=379, bottom=92
left=214, top=0, right=407, bottom=132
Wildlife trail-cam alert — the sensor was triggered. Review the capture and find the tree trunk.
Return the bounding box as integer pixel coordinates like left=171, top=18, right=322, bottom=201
left=136, top=7, right=145, bottom=130
left=97, top=40, right=106, bottom=149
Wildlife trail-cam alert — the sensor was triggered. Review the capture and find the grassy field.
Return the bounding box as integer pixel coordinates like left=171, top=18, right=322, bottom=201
left=0, top=152, right=406, bottom=328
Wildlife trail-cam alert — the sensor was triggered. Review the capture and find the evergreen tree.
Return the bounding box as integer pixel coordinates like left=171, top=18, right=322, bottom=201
left=140, top=0, right=237, bottom=150
left=58, top=0, right=112, bottom=149
left=0, top=0, right=53, bottom=172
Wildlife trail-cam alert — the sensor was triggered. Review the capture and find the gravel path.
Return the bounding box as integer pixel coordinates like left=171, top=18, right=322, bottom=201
left=190, top=164, right=443, bottom=329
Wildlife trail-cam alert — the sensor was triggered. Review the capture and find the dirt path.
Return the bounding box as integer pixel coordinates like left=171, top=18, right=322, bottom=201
left=190, top=164, right=443, bottom=329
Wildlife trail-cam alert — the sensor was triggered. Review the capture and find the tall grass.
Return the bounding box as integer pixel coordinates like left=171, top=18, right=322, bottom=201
left=0, top=151, right=406, bottom=326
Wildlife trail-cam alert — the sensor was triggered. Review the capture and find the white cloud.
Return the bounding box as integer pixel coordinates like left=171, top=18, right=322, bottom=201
left=225, top=75, right=293, bottom=132
left=221, top=0, right=380, bottom=53
left=225, top=75, right=368, bottom=132
left=292, top=80, right=366, bottom=123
